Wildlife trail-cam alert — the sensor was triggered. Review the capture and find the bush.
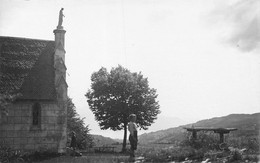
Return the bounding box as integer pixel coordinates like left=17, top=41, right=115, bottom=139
left=0, top=145, right=25, bottom=163
left=0, top=145, right=61, bottom=163
left=25, top=150, right=61, bottom=162
left=226, top=136, right=259, bottom=153
left=136, top=131, right=259, bottom=162
left=136, top=144, right=206, bottom=162
left=180, top=132, right=220, bottom=150
left=243, top=154, right=259, bottom=162
left=228, top=147, right=243, bottom=162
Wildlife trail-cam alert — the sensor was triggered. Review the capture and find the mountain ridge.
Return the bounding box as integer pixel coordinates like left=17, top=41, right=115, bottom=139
left=138, top=113, right=260, bottom=144
left=91, top=134, right=120, bottom=146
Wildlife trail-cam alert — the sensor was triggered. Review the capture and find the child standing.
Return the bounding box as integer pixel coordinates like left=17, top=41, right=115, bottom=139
left=128, top=114, right=138, bottom=160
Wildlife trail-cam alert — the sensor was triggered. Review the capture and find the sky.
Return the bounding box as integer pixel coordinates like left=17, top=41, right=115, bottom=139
left=0, top=0, right=259, bottom=139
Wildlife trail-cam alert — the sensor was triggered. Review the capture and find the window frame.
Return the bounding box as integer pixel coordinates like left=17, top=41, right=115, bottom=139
left=32, top=102, right=41, bottom=127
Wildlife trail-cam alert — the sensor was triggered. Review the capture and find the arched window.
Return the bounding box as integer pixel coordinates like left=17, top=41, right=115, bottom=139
left=32, top=102, right=41, bottom=126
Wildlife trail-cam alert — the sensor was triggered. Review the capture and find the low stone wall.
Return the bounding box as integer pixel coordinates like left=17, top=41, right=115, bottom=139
left=0, top=101, right=67, bottom=152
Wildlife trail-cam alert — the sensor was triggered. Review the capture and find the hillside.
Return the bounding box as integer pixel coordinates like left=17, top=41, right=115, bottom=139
left=139, top=113, right=260, bottom=144
left=91, top=134, right=120, bottom=146
left=143, top=115, right=187, bottom=133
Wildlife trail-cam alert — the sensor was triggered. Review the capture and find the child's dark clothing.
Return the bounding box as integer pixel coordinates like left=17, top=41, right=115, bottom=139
left=129, top=130, right=138, bottom=150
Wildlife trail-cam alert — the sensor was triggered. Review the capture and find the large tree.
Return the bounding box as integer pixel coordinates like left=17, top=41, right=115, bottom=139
left=67, top=98, right=94, bottom=149
left=86, top=65, right=160, bottom=151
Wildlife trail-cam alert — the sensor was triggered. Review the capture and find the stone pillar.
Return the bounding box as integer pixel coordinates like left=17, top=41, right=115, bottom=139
left=53, top=27, right=67, bottom=153
left=53, top=29, right=66, bottom=65
left=54, top=29, right=65, bottom=48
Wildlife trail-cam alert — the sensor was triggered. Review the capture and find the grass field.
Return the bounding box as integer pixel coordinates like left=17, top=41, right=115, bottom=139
left=38, top=154, right=131, bottom=163
left=2, top=142, right=258, bottom=162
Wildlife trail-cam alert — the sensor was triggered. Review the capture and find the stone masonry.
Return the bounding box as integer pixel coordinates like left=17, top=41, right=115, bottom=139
left=0, top=102, right=66, bottom=151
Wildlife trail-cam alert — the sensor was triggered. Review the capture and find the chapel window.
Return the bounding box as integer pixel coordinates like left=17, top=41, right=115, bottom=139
left=32, top=102, right=41, bottom=126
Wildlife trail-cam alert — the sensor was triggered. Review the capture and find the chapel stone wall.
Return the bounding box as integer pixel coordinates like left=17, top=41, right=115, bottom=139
left=0, top=101, right=66, bottom=152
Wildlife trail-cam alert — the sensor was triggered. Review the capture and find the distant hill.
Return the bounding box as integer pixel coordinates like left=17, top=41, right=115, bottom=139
left=144, top=115, right=187, bottom=133
left=91, top=134, right=120, bottom=146
left=139, top=113, right=260, bottom=144
left=113, top=138, right=123, bottom=143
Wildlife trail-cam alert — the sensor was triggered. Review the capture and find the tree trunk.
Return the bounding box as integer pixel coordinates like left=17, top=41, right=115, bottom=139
left=122, top=122, right=127, bottom=152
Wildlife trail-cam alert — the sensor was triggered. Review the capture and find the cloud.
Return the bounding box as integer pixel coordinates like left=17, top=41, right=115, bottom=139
left=208, top=0, right=260, bottom=52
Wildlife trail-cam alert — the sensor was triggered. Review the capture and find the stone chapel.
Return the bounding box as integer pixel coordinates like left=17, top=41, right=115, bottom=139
left=0, top=10, right=68, bottom=153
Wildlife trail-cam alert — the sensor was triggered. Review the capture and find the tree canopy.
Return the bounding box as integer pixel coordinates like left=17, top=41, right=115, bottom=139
left=86, top=65, right=160, bottom=150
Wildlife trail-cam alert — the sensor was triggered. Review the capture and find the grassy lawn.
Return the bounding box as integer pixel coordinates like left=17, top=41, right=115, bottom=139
left=25, top=143, right=259, bottom=162
left=35, top=144, right=185, bottom=163
left=37, top=154, right=132, bottom=163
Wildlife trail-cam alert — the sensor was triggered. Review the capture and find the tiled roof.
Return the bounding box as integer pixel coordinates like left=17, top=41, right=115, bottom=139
left=0, top=36, right=56, bottom=100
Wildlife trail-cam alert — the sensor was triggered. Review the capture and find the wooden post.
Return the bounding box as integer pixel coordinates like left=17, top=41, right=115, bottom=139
left=192, top=131, right=197, bottom=139
left=219, top=132, right=224, bottom=143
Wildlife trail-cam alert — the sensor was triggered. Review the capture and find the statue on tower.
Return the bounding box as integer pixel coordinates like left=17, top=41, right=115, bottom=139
left=57, top=8, right=65, bottom=29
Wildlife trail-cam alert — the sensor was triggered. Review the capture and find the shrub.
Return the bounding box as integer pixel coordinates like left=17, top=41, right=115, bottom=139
left=137, top=131, right=259, bottom=162
left=136, top=144, right=206, bottom=162
left=0, top=145, right=61, bottom=163
left=0, top=145, right=25, bottom=163
left=226, top=136, right=259, bottom=153
left=228, top=147, right=243, bottom=162
left=243, top=154, right=259, bottom=162
left=180, top=132, right=220, bottom=150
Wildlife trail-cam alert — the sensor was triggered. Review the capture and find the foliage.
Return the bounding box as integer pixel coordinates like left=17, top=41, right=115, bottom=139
left=0, top=93, right=19, bottom=116
left=136, top=144, right=205, bottom=162
left=136, top=131, right=259, bottom=162
left=86, top=65, right=160, bottom=150
left=0, top=144, right=62, bottom=162
left=225, top=136, right=259, bottom=153
left=243, top=154, right=259, bottom=162
left=180, top=132, right=259, bottom=162
left=180, top=132, right=220, bottom=150
left=67, top=98, right=94, bottom=149
left=23, top=150, right=61, bottom=162
left=91, top=135, right=118, bottom=147
left=0, top=145, right=25, bottom=163
left=228, top=147, right=243, bottom=162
